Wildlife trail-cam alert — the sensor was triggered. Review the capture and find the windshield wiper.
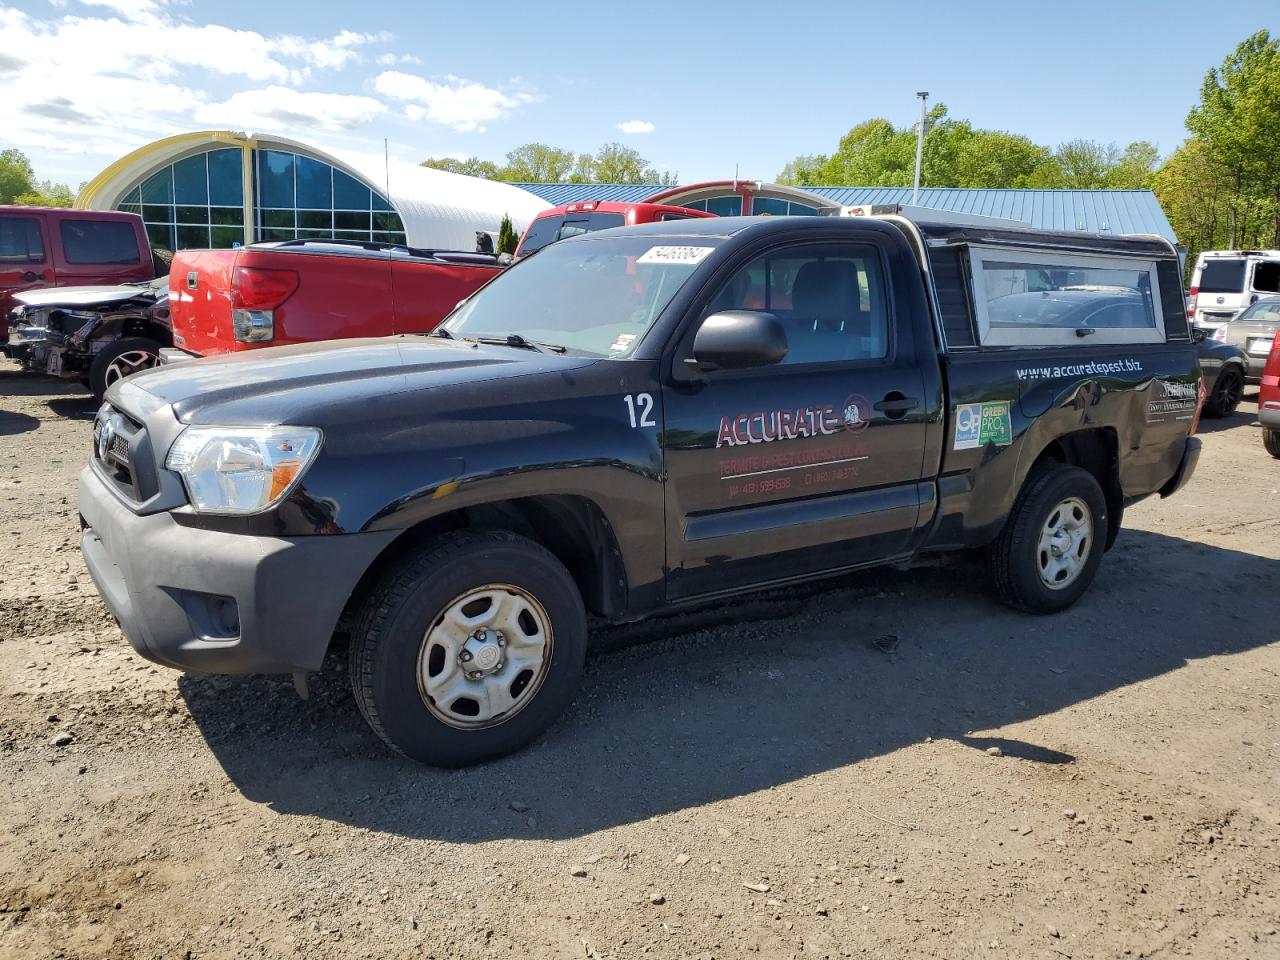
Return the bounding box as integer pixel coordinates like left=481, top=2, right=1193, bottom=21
left=467, top=334, right=566, bottom=354
left=428, top=327, right=454, bottom=339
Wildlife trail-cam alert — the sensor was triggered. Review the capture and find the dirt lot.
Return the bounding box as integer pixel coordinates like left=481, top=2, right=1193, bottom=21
left=0, top=362, right=1277, bottom=960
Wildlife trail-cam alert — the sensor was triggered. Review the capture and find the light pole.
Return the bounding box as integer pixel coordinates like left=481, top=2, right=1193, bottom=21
left=912, top=91, right=929, bottom=205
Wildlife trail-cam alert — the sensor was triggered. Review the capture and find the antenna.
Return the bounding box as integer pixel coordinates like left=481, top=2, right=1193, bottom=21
left=912, top=92, right=929, bottom=205
left=384, top=138, right=391, bottom=199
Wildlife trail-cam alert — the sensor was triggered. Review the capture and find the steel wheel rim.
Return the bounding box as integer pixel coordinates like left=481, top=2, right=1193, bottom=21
left=1036, top=496, right=1092, bottom=591
left=416, top=583, right=553, bottom=730
left=104, top=349, right=157, bottom=387
left=1216, top=370, right=1242, bottom=409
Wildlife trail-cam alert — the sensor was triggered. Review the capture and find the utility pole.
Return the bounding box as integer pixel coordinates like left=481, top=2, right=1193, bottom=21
left=912, top=91, right=929, bottom=205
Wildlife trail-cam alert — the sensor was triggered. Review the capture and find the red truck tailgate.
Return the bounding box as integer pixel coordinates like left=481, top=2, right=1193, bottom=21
left=170, top=249, right=237, bottom=355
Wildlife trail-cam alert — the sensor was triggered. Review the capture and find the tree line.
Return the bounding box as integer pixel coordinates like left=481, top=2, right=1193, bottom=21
left=780, top=30, right=1280, bottom=268
left=779, top=113, right=1160, bottom=191
left=422, top=141, right=677, bottom=186
left=0, top=149, right=74, bottom=207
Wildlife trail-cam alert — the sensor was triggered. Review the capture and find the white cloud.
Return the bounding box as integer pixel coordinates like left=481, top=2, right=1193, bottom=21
left=194, top=86, right=386, bottom=132
left=375, top=70, right=538, bottom=132
left=617, top=119, right=655, bottom=134
left=0, top=4, right=404, bottom=180
left=376, top=52, right=422, bottom=67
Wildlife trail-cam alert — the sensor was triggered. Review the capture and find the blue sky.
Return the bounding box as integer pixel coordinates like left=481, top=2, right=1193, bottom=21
left=1, top=0, right=1277, bottom=189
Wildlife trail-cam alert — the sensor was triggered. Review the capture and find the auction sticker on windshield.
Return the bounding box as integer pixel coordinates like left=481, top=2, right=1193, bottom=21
left=636, top=246, right=715, bottom=266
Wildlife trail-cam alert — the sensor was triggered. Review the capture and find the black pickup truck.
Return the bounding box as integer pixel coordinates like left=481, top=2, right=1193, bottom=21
left=79, top=212, right=1202, bottom=766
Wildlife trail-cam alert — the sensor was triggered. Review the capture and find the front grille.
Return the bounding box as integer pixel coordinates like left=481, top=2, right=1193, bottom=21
left=93, top=406, right=157, bottom=503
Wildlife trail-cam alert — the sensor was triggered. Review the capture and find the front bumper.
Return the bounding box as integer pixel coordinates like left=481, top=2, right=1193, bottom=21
left=1159, top=436, right=1202, bottom=499
left=78, top=464, right=397, bottom=674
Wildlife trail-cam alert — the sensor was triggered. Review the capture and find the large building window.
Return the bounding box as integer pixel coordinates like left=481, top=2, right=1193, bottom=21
left=116, top=146, right=406, bottom=252
left=119, top=148, right=245, bottom=252
left=255, top=149, right=405, bottom=245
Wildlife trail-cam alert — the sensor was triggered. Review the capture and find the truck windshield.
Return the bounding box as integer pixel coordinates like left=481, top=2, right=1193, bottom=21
left=442, top=236, right=717, bottom=356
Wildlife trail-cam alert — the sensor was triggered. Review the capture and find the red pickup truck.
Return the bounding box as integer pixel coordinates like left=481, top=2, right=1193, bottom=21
left=167, top=239, right=503, bottom=361
left=1, top=207, right=157, bottom=340
left=514, top=201, right=714, bottom=258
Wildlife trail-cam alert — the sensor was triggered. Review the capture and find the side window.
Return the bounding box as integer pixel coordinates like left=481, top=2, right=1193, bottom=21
left=969, top=247, right=1164, bottom=346
left=1252, top=261, right=1280, bottom=294
left=704, top=242, right=889, bottom=365
left=59, top=219, right=141, bottom=265
left=0, top=217, right=44, bottom=263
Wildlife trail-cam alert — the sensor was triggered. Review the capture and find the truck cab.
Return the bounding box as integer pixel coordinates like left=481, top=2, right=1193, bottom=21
left=79, top=212, right=1200, bottom=768
left=513, top=200, right=715, bottom=258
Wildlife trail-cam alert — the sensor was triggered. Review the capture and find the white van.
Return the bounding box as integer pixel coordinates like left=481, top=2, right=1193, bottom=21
left=1188, top=249, right=1280, bottom=330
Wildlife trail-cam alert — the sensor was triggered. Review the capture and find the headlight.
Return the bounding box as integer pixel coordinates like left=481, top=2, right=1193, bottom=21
left=165, top=426, right=322, bottom=514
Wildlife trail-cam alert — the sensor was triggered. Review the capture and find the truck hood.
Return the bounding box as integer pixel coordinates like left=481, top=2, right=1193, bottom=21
left=13, top=283, right=160, bottom=308
left=109, top=335, right=598, bottom=425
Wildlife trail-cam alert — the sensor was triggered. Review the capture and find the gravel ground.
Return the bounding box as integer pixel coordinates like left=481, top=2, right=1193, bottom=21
left=1, top=361, right=1278, bottom=960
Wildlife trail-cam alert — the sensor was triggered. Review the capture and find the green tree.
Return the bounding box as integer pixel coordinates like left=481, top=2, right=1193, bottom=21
left=1053, top=139, right=1119, bottom=188
left=590, top=142, right=661, bottom=184
left=778, top=106, right=1057, bottom=189
left=1185, top=29, right=1280, bottom=246
left=498, top=143, right=577, bottom=183
left=496, top=214, right=517, bottom=255
left=0, top=148, right=37, bottom=204
left=421, top=156, right=501, bottom=179
left=1106, top=141, right=1161, bottom=189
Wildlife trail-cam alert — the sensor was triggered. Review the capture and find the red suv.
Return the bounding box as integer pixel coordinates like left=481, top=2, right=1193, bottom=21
left=1, top=208, right=156, bottom=339
left=514, top=201, right=714, bottom=258
left=1260, top=329, right=1280, bottom=458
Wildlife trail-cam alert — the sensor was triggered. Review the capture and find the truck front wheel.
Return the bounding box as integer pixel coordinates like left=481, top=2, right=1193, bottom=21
left=989, top=465, right=1109, bottom=614
left=89, top=336, right=161, bottom=402
left=349, top=530, right=587, bottom=766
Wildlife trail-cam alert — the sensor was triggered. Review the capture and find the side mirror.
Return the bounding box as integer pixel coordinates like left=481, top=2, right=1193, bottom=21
left=1191, top=326, right=1206, bottom=343
left=691, top=310, right=788, bottom=370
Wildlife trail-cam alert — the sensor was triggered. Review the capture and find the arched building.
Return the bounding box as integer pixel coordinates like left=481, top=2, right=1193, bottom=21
left=75, top=131, right=550, bottom=253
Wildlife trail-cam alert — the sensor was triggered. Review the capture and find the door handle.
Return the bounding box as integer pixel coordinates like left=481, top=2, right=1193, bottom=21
left=873, top=395, right=919, bottom=414
left=21, top=271, right=45, bottom=283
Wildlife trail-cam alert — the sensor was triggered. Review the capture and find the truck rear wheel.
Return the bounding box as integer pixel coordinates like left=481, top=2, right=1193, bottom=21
left=989, top=464, right=1109, bottom=614
left=1264, top=428, right=1280, bottom=460
left=89, top=336, right=161, bottom=401
left=349, top=530, right=587, bottom=767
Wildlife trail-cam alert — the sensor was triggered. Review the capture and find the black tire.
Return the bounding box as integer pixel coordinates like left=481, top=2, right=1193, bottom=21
left=89, top=336, right=161, bottom=402
left=1203, top=366, right=1244, bottom=418
left=1265, top=428, right=1280, bottom=460
left=349, top=530, right=587, bottom=767
left=989, top=464, right=1109, bottom=614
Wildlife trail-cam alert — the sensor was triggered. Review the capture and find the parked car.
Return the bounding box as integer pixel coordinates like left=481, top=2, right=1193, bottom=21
left=79, top=211, right=1202, bottom=767
left=1, top=207, right=159, bottom=344
left=1186, top=248, right=1280, bottom=331
left=1208, top=295, right=1280, bottom=383
left=514, top=200, right=715, bottom=258
left=1193, top=325, right=1249, bottom=418
left=165, top=239, right=503, bottom=362
left=6, top=277, right=170, bottom=400
left=1259, top=329, right=1280, bottom=458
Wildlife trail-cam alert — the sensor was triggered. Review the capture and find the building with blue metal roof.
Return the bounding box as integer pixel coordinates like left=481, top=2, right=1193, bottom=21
left=513, top=181, right=1177, bottom=244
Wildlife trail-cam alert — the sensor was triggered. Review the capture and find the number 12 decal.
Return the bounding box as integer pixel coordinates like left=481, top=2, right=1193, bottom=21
left=623, top=393, right=656, bottom=428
